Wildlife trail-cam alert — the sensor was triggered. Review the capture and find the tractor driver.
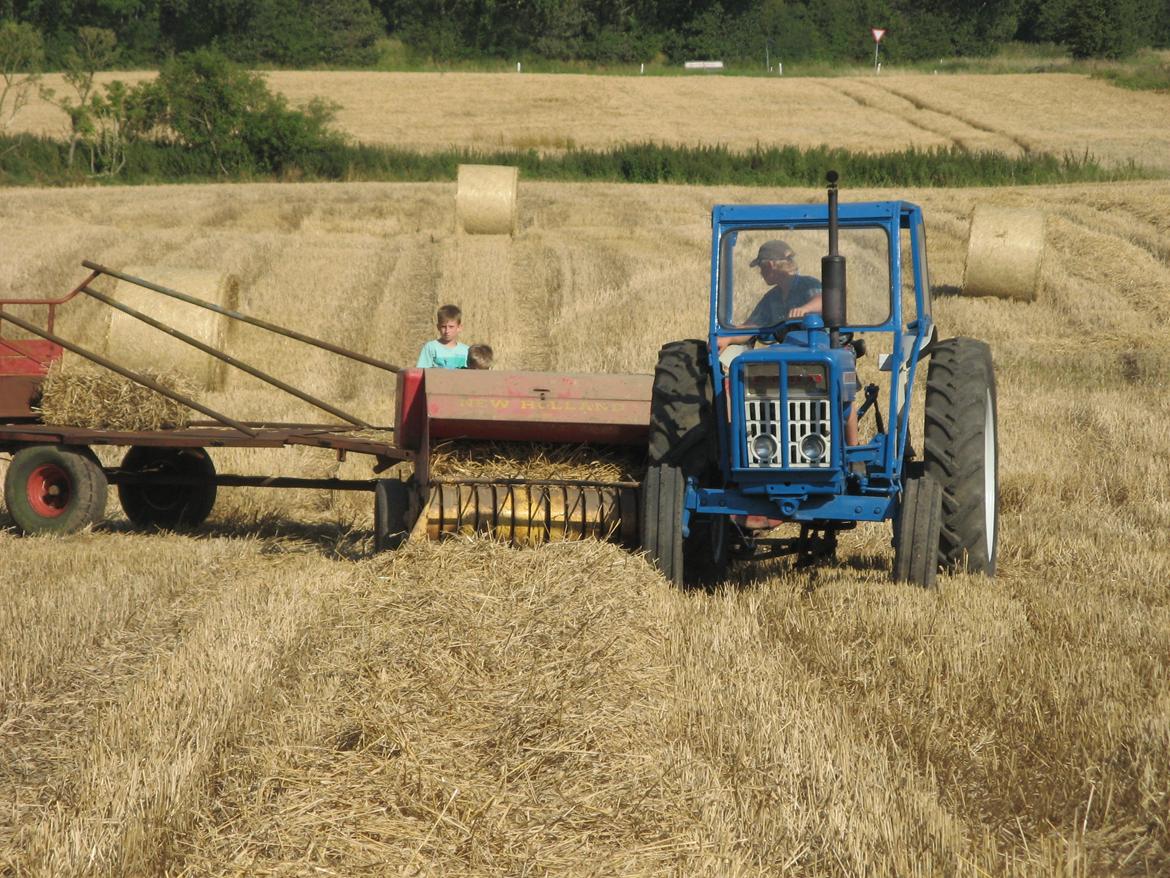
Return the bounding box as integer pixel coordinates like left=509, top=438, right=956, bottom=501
left=717, top=240, right=858, bottom=445
left=717, top=239, right=822, bottom=359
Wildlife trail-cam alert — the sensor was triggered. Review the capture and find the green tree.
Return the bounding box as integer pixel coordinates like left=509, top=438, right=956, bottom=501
left=41, top=26, right=117, bottom=167
left=149, top=47, right=342, bottom=175
left=0, top=19, right=42, bottom=131
left=1065, top=0, right=1142, bottom=58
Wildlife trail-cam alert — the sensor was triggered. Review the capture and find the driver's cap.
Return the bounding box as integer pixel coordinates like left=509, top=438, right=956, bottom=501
left=749, top=239, right=794, bottom=267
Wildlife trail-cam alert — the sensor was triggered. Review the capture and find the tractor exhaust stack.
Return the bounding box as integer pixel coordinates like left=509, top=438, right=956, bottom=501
left=821, top=170, right=848, bottom=348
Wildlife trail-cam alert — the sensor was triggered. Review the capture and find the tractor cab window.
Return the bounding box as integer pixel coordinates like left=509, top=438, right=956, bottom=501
left=719, top=226, right=892, bottom=331
left=900, top=219, right=931, bottom=326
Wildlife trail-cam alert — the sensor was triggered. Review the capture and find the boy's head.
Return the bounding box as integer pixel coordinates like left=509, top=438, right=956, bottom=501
left=436, top=304, right=462, bottom=345
left=466, top=343, right=494, bottom=370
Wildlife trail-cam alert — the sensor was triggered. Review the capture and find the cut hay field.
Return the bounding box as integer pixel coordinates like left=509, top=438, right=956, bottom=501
left=12, top=70, right=1170, bottom=171
left=1, top=176, right=1169, bottom=875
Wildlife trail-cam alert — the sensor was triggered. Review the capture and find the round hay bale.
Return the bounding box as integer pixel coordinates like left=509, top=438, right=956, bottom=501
left=456, top=164, right=518, bottom=235
left=105, top=267, right=238, bottom=390
left=962, top=205, right=1046, bottom=301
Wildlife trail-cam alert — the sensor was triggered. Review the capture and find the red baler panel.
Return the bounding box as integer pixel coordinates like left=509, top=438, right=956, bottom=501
left=403, top=368, right=652, bottom=447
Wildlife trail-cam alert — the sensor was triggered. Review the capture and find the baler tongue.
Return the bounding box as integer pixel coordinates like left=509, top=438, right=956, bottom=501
left=395, top=368, right=651, bottom=546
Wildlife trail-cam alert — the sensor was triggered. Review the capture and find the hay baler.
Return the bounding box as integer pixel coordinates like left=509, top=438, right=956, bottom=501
left=382, top=367, right=650, bottom=548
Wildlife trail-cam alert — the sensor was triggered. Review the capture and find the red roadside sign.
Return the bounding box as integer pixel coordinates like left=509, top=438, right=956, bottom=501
left=871, top=28, right=886, bottom=43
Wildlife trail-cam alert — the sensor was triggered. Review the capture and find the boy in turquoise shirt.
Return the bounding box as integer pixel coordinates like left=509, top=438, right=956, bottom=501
left=417, top=304, right=469, bottom=368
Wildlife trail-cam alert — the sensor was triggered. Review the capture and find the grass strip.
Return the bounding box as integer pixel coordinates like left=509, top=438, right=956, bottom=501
left=0, top=135, right=1157, bottom=188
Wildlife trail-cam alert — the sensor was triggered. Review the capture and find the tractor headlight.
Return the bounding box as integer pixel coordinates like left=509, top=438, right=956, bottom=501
left=751, top=433, right=780, bottom=464
left=799, top=433, right=828, bottom=464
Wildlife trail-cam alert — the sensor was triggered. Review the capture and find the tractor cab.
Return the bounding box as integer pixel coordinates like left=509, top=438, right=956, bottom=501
left=708, top=196, right=936, bottom=510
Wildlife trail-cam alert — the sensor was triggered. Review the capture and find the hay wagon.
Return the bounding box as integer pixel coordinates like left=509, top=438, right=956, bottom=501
left=0, top=262, right=651, bottom=548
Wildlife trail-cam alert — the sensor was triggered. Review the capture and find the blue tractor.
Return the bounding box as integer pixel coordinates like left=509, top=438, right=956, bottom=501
left=642, top=174, right=998, bottom=587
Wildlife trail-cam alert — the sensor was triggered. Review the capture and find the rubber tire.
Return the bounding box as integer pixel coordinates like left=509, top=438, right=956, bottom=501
left=374, top=479, right=414, bottom=552
left=642, top=463, right=684, bottom=585
left=923, top=337, right=998, bottom=575
left=641, top=463, right=729, bottom=588
left=688, top=513, right=731, bottom=586
left=118, top=446, right=217, bottom=531
left=4, top=445, right=108, bottom=535
left=893, top=472, right=943, bottom=588
left=648, top=339, right=716, bottom=476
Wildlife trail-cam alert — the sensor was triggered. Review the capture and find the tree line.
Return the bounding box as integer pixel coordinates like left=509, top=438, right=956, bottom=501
left=1, top=0, right=1169, bottom=69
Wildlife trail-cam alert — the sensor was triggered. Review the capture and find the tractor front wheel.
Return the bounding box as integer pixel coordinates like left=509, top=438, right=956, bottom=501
left=4, top=445, right=108, bottom=535
left=893, top=472, right=943, bottom=587
left=118, top=446, right=217, bottom=531
left=924, top=338, right=998, bottom=575
left=642, top=463, right=684, bottom=584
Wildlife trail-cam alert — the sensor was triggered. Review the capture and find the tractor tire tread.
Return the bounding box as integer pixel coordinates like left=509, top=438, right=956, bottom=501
left=922, top=337, right=998, bottom=575
left=648, top=339, right=716, bottom=476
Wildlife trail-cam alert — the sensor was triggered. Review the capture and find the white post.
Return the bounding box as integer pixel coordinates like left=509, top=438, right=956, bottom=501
left=517, top=61, right=521, bottom=73
left=778, top=62, right=783, bottom=76
left=640, top=62, right=644, bottom=74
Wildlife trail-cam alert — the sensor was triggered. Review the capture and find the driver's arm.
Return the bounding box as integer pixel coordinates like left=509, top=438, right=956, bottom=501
left=717, top=333, right=754, bottom=352
left=788, top=293, right=822, bottom=318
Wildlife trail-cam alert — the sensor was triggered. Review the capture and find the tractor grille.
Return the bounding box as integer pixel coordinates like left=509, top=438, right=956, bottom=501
left=787, top=398, right=832, bottom=468
left=743, top=395, right=831, bottom=468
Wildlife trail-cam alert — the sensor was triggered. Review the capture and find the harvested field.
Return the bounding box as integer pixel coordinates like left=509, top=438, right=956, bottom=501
left=0, top=177, right=1168, bottom=874
left=10, top=70, right=1170, bottom=170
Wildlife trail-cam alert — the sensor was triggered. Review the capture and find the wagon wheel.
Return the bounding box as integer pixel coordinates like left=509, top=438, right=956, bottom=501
left=3, top=444, right=108, bottom=535
left=374, top=478, right=415, bottom=552
left=117, top=446, right=217, bottom=531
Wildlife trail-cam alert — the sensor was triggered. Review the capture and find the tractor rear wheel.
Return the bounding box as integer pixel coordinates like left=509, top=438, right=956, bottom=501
left=641, top=463, right=729, bottom=588
left=648, top=339, right=716, bottom=475
left=374, top=478, right=414, bottom=552
left=923, top=338, right=998, bottom=575
left=118, top=446, right=217, bottom=531
left=893, top=472, right=943, bottom=587
left=4, top=445, right=108, bottom=535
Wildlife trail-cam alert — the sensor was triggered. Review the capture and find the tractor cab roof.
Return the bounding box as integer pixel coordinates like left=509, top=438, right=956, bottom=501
left=712, top=201, right=923, bottom=230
